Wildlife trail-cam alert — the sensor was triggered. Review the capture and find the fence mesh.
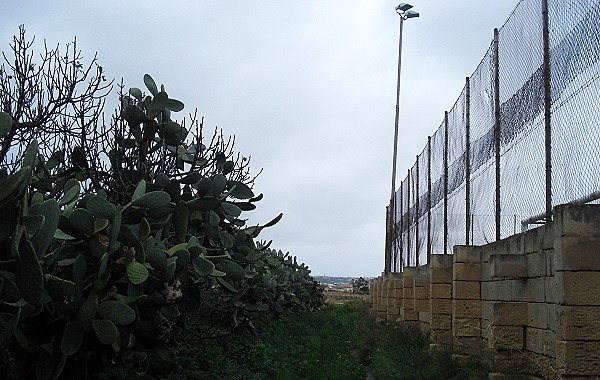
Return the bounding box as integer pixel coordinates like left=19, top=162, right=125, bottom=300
left=387, top=0, right=600, bottom=272
left=429, top=125, right=446, bottom=255
left=446, top=87, right=468, bottom=253
left=549, top=0, right=600, bottom=207
left=470, top=44, right=497, bottom=245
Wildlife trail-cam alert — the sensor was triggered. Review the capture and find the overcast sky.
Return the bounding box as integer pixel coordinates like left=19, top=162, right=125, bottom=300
left=2, top=1, right=518, bottom=277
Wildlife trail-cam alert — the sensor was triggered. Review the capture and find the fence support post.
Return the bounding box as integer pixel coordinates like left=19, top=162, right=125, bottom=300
left=399, top=181, right=404, bottom=271
left=407, top=168, right=412, bottom=265
left=385, top=205, right=391, bottom=274
left=427, top=136, right=432, bottom=264
left=415, top=156, right=420, bottom=266
left=493, top=28, right=501, bottom=241
left=392, top=192, right=398, bottom=272
left=465, top=77, right=471, bottom=246
left=444, top=111, right=449, bottom=254
left=542, top=0, right=552, bottom=223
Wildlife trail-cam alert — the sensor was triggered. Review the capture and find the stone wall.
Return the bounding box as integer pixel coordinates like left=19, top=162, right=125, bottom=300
left=371, top=204, right=600, bottom=379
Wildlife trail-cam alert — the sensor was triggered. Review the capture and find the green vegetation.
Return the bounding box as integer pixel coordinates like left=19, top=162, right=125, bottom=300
left=0, top=27, right=322, bottom=379
left=155, top=300, right=489, bottom=380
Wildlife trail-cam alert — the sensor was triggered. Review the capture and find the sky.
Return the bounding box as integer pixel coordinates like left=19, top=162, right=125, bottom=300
left=2, top=1, right=519, bottom=277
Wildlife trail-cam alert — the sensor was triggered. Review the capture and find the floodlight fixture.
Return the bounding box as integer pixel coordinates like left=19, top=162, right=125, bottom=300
left=405, top=10, right=419, bottom=19
left=396, top=3, right=413, bottom=12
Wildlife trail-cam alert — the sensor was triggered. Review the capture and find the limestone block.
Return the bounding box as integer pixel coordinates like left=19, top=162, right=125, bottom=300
left=557, top=271, right=600, bottom=306
left=544, top=329, right=557, bottom=358
left=481, top=281, right=497, bottom=300
left=431, top=283, right=452, bottom=299
left=403, top=297, right=415, bottom=310
left=544, top=276, right=559, bottom=304
left=527, top=302, right=549, bottom=329
left=454, top=262, right=482, bottom=282
left=393, top=278, right=404, bottom=289
left=525, top=326, right=546, bottom=354
left=492, top=350, right=531, bottom=375
left=491, top=302, right=527, bottom=326
left=554, top=204, right=600, bottom=238
left=418, top=311, right=431, bottom=324
left=390, top=297, right=403, bottom=308
left=402, top=308, right=419, bottom=321
left=496, top=280, right=513, bottom=301
left=431, top=298, right=453, bottom=315
left=527, top=251, right=547, bottom=278
left=453, top=299, right=482, bottom=319
left=430, top=254, right=454, bottom=269
left=453, top=318, right=481, bottom=337
left=452, top=280, right=481, bottom=300
left=511, top=279, right=527, bottom=302
left=454, top=245, right=482, bottom=263
left=414, top=286, right=430, bottom=300
left=491, top=254, right=527, bottom=278
left=556, top=340, right=600, bottom=376
left=393, top=288, right=403, bottom=298
left=526, top=277, right=546, bottom=303
left=511, top=235, right=525, bottom=255
left=403, top=278, right=415, bottom=289
left=548, top=304, right=559, bottom=331
left=546, top=250, right=554, bottom=277
left=555, top=236, right=600, bottom=271
left=431, top=313, right=452, bottom=330
left=501, top=234, right=524, bottom=255
left=431, top=328, right=453, bottom=344
left=415, top=273, right=430, bottom=287
left=491, top=325, right=524, bottom=350
left=481, top=300, right=493, bottom=321
left=414, top=299, right=430, bottom=313
left=387, top=306, right=400, bottom=315
left=430, top=267, right=453, bottom=284
left=557, top=306, right=600, bottom=340
left=524, top=223, right=553, bottom=253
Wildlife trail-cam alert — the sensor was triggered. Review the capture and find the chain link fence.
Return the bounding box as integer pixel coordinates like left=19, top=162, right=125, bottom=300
left=386, top=0, right=600, bottom=272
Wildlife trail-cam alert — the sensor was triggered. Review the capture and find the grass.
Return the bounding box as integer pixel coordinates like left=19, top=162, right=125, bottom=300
left=152, top=300, right=490, bottom=379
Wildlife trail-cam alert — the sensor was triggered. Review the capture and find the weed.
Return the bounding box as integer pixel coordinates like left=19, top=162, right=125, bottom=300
left=153, top=300, right=491, bottom=379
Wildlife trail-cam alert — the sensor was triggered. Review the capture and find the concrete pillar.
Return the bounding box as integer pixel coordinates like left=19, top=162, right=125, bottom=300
left=554, top=204, right=600, bottom=378
left=386, top=273, right=402, bottom=321
left=401, top=267, right=419, bottom=328
left=453, top=245, right=483, bottom=353
left=415, top=265, right=431, bottom=332
left=430, top=254, right=454, bottom=346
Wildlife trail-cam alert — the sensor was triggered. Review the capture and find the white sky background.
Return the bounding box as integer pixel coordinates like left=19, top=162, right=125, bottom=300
left=2, top=1, right=518, bottom=277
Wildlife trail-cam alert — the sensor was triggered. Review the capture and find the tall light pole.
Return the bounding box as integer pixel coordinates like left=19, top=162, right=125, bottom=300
left=390, top=3, right=419, bottom=201
left=388, top=3, right=418, bottom=273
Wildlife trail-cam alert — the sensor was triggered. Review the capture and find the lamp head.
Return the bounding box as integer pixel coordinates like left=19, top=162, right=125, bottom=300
left=396, top=3, right=413, bottom=12
left=405, top=10, right=419, bottom=18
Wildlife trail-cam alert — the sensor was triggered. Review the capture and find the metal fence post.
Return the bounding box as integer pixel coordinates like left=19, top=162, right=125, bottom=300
left=407, top=168, right=411, bottom=265
left=392, top=192, right=398, bottom=272
left=493, top=28, right=501, bottom=241
left=465, top=77, right=471, bottom=246
left=415, top=156, right=420, bottom=266
left=385, top=205, right=390, bottom=273
left=444, top=111, right=449, bottom=254
left=542, top=0, right=552, bottom=223
left=427, top=136, right=432, bottom=264
left=399, top=181, right=404, bottom=270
